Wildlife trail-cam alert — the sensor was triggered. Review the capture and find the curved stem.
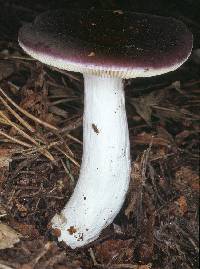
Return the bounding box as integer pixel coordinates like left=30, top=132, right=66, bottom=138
left=51, top=74, right=131, bottom=248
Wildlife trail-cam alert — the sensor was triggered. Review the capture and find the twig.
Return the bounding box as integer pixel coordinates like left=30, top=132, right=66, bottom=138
left=94, top=263, right=151, bottom=269
left=60, top=159, right=75, bottom=186
left=89, top=247, right=98, bottom=266
left=152, top=105, right=200, bottom=120
left=60, top=116, right=83, bottom=133
left=0, top=129, right=32, bottom=148
left=65, top=133, right=83, bottom=145
left=0, top=87, right=58, bottom=131
left=141, top=137, right=153, bottom=183
left=28, top=242, right=52, bottom=268
left=0, top=111, right=55, bottom=162
left=1, top=55, right=36, bottom=61
left=56, top=146, right=80, bottom=167
left=42, top=251, right=66, bottom=268
left=0, top=261, right=15, bottom=269
left=0, top=94, right=35, bottom=132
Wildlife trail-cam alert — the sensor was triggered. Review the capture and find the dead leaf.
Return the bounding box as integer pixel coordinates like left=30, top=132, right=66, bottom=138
left=175, top=196, right=188, bottom=216
left=0, top=222, right=22, bottom=249
left=130, top=94, right=156, bottom=124
left=9, top=220, right=39, bottom=239
left=157, top=126, right=174, bottom=145
left=0, top=61, right=15, bottom=80
left=19, top=89, right=42, bottom=111
left=0, top=203, right=7, bottom=218
left=0, top=148, right=12, bottom=168
left=49, top=105, right=68, bottom=118
left=175, top=166, right=199, bottom=192
left=95, top=239, right=133, bottom=263
left=138, top=265, right=152, bottom=269
left=20, top=264, right=33, bottom=269
left=175, top=130, right=194, bottom=145
left=132, top=132, right=170, bottom=147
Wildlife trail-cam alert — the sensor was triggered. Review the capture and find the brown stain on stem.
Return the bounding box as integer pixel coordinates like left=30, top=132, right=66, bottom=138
left=67, top=226, right=77, bottom=235
left=92, top=123, right=99, bottom=134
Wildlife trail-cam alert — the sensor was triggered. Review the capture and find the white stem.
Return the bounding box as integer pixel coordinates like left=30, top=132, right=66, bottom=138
left=51, top=74, right=131, bottom=248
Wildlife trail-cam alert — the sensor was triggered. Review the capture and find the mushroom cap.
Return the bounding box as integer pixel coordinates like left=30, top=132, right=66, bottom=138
left=18, top=9, right=193, bottom=78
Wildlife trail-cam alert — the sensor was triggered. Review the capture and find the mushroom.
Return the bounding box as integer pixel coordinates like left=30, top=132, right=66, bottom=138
left=18, top=9, right=193, bottom=248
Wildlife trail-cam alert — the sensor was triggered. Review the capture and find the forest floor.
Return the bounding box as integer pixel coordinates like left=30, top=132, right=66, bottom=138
left=0, top=1, right=199, bottom=268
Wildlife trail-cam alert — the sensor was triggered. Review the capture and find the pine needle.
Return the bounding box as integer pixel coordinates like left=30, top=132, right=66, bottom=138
left=0, top=87, right=58, bottom=131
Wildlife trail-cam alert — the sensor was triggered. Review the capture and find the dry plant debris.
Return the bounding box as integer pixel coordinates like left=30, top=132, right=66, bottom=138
left=0, top=222, right=22, bottom=250
left=0, top=0, right=199, bottom=268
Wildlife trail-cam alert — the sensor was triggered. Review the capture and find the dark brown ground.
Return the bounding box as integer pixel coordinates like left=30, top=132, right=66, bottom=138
left=0, top=1, right=199, bottom=268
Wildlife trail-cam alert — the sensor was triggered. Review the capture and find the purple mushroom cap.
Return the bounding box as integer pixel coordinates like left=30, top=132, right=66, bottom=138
left=18, top=9, right=193, bottom=78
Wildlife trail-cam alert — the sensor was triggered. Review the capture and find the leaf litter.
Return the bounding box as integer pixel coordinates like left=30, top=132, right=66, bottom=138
left=0, top=1, right=199, bottom=268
